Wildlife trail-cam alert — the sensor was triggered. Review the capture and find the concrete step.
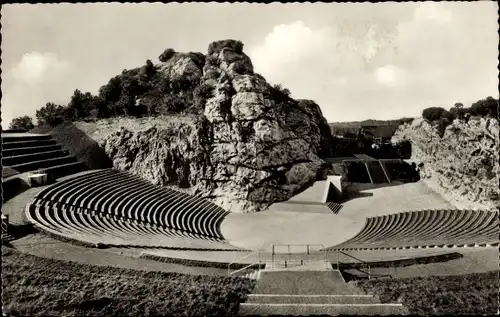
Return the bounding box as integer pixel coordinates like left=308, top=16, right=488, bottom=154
left=243, top=270, right=261, bottom=280
left=8, top=156, right=78, bottom=173
left=247, top=294, right=380, bottom=304
left=2, top=150, right=69, bottom=166
left=239, top=303, right=409, bottom=316
left=1, top=134, right=52, bottom=143
left=255, top=270, right=353, bottom=295
left=2, top=139, right=57, bottom=150
left=44, top=161, right=88, bottom=179
left=2, top=144, right=63, bottom=157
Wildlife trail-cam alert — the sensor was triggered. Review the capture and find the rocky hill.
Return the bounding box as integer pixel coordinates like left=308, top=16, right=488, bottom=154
left=392, top=117, right=499, bottom=210
left=99, top=40, right=335, bottom=213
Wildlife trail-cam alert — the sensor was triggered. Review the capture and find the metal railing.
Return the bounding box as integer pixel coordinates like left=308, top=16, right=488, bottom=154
left=227, top=250, right=262, bottom=277
left=333, top=250, right=392, bottom=280
left=270, top=244, right=327, bottom=269
left=336, top=250, right=372, bottom=279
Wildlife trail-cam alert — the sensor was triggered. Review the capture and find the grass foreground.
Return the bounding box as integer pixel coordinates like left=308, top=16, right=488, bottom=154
left=1, top=247, right=256, bottom=316
left=355, top=270, right=499, bottom=315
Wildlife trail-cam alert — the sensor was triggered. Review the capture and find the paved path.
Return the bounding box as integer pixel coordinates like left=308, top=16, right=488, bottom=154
left=10, top=233, right=227, bottom=276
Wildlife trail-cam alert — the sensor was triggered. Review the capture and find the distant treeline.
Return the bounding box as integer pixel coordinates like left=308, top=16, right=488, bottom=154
left=329, top=118, right=414, bottom=139
left=422, top=96, right=498, bottom=137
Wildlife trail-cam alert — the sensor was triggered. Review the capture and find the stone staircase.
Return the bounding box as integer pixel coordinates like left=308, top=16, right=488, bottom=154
left=326, top=202, right=343, bottom=214
left=2, top=134, right=87, bottom=178
left=2, top=133, right=87, bottom=201
left=239, top=260, right=408, bottom=316
left=242, top=270, right=261, bottom=280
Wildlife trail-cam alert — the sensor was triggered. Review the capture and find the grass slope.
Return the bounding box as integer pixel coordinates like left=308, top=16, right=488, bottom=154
left=355, top=270, right=499, bottom=315
left=2, top=247, right=256, bottom=316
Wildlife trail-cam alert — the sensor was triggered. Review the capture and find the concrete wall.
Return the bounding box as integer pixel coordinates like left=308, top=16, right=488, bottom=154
left=327, top=176, right=342, bottom=195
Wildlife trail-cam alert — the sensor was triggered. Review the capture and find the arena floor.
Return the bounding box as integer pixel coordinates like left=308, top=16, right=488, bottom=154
left=221, top=180, right=454, bottom=251
left=221, top=210, right=365, bottom=251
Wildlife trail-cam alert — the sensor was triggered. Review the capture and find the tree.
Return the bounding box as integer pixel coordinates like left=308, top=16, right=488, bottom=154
left=8, top=115, right=34, bottom=130
left=36, top=102, right=67, bottom=126
left=470, top=96, right=498, bottom=118
left=422, top=107, right=448, bottom=122
left=450, top=103, right=466, bottom=119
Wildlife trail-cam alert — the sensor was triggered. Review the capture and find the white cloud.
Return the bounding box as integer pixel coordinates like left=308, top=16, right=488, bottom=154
left=413, top=2, right=453, bottom=25
left=375, top=66, right=395, bottom=85
left=249, top=3, right=497, bottom=122
left=374, top=65, right=407, bottom=87
left=249, top=21, right=335, bottom=85
left=11, top=52, right=72, bottom=85
left=2, top=52, right=74, bottom=126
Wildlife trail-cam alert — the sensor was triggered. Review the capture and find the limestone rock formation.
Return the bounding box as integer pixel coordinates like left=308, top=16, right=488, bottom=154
left=392, top=117, right=499, bottom=209
left=101, top=40, right=333, bottom=212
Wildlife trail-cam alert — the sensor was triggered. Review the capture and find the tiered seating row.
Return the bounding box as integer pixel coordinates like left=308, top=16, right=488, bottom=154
left=32, top=169, right=229, bottom=240
left=25, top=199, right=238, bottom=250
left=328, top=209, right=499, bottom=250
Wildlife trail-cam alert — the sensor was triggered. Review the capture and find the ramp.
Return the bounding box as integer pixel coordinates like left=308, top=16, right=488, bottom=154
left=288, top=181, right=330, bottom=204
left=365, top=161, right=390, bottom=184
left=343, top=160, right=371, bottom=183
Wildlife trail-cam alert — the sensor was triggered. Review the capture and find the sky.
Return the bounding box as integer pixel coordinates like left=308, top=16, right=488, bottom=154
left=1, top=2, right=498, bottom=126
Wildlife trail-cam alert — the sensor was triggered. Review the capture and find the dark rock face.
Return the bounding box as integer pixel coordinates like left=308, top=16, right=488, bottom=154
left=102, top=40, right=334, bottom=213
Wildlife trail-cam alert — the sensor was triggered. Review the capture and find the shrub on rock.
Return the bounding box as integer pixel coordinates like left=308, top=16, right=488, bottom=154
left=207, top=39, right=244, bottom=55
left=159, top=48, right=176, bottom=62
left=422, top=107, right=448, bottom=122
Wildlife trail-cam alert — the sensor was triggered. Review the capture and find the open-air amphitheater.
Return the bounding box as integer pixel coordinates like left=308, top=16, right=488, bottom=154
left=2, top=130, right=499, bottom=316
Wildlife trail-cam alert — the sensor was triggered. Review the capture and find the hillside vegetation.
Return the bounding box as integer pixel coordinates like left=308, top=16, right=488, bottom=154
left=2, top=246, right=255, bottom=317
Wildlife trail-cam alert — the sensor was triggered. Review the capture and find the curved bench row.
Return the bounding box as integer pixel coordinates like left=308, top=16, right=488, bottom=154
left=328, top=209, right=499, bottom=250
left=33, top=169, right=228, bottom=240
left=26, top=199, right=240, bottom=250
